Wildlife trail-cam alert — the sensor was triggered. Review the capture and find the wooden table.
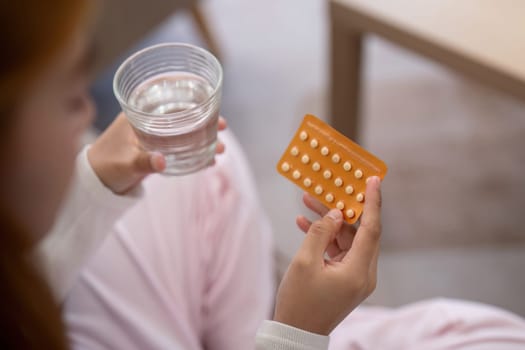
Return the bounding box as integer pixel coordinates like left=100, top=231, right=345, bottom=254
left=330, top=0, right=525, bottom=140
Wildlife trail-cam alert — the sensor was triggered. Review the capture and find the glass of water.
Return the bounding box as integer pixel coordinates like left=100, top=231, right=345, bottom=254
left=113, top=43, right=223, bottom=176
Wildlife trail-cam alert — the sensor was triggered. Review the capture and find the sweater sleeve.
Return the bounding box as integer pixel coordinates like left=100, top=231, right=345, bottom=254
left=255, top=321, right=330, bottom=350
left=36, top=146, right=143, bottom=302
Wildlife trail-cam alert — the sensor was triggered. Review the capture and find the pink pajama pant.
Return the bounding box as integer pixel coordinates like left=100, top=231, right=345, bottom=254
left=331, top=299, right=525, bottom=349
left=65, top=131, right=275, bottom=349
left=65, top=131, right=525, bottom=349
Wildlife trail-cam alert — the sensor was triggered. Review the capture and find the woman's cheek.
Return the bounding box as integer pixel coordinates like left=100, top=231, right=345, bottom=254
left=71, top=95, right=95, bottom=139
left=62, top=94, right=95, bottom=150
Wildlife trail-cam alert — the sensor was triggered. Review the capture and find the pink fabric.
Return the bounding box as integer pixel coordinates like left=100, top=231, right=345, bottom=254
left=330, top=299, right=525, bottom=350
left=64, top=130, right=275, bottom=349
left=63, top=130, right=525, bottom=349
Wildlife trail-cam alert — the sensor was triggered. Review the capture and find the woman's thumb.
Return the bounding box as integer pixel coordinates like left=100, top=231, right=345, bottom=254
left=134, top=152, right=166, bottom=174
left=300, top=209, right=343, bottom=259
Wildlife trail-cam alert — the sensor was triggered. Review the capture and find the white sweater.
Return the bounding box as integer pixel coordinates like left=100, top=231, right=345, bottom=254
left=37, top=147, right=329, bottom=350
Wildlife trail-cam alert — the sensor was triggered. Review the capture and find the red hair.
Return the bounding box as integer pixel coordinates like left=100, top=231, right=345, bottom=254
left=0, top=1, right=92, bottom=348
left=0, top=1, right=92, bottom=112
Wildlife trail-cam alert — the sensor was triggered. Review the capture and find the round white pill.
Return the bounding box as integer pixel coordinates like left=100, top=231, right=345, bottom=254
left=310, top=139, right=319, bottom=148
left=281, top=162, right=290, bottom=172
left=293, top=170, right=301, bottom=179
left=321, top=146, right=329, bottom=156
left=314, top=185, right=323, bottom=195
left=334, top=177, right=343, bottom=187
left=299, top=131, right=308, bottom=141
left=343, top=161, right=352, bottom=171
left=332, top=153, right=341, bottom=163
left=325, top=193, right=334, bottom=203
left=301, top=154, right=310, bottom=164
left=312, top=162, right=321, bottom=171
left=323, top=170, right=332, bottom=179
left=303, top=178, right=312, bottom=187
left=354, top=169, right=363, bottom=179
left=290, top=147, right=299, bottom=156
left=345, top=185, right=354, bottom=194
left=346, top=209, right=355, bottom=218
left=356, top=193, right=364, bottom=202
left=336, top=201, right=345, bottom=210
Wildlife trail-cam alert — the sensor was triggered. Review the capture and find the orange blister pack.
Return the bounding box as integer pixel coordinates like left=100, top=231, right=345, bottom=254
left=276, top=114, right=388, bottom=224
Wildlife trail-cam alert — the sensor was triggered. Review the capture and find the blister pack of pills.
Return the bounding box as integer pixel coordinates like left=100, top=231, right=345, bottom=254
left=276, top=114, right=387, bottom=224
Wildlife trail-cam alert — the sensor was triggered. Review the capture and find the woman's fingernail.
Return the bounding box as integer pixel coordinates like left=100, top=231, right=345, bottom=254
left=327, top=209, right=342, bottom=221
left=150, top=153, right=165, bottom=172
left=369, top=176, right=380, bottom=186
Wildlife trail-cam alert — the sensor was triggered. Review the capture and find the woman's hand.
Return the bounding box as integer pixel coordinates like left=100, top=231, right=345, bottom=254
left=273, top=176, right=382, bottom=335
left=88, top=113, right=227, bottom=194
left=296, top=192, right=359, bottom=262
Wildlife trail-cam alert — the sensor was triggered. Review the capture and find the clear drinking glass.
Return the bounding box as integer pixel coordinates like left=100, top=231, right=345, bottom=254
left=113, top=43, right=223, bottom=176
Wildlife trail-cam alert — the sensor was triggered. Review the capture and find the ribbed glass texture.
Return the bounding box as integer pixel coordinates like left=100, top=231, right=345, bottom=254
left=114, top=43, right=223, bottom=175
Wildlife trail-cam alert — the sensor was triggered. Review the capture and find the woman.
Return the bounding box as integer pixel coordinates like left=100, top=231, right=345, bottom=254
left=1, top=1, right=382, bottom=349
left=4, top=1, right=525, bottom=350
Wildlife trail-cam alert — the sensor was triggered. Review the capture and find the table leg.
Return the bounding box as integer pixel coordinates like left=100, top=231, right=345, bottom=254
left=190, top=5, right=222, bottom=61
left=330, top=20, right=363, bottom=142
